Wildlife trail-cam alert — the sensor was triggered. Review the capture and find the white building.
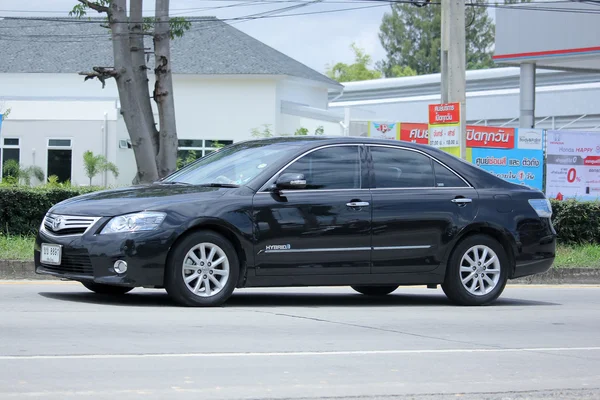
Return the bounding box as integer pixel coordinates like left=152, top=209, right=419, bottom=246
left=0, top=17, right=343, bottom=186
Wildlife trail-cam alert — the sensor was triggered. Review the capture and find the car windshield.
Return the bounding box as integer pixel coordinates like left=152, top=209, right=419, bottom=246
left=161, top=141, right=297, bottom=186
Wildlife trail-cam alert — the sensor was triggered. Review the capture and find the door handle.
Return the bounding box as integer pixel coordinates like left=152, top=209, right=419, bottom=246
left=346, top=201, right=370, bottom=207
left=451, top=198, right=472, bottom=204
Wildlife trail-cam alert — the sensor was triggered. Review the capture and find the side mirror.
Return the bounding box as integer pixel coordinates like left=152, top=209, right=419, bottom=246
left=275, top=173, right=306, bottom=190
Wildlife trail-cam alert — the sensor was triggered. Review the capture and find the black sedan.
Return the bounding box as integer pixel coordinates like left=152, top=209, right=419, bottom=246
left=34, top=137, right=556, bottom=306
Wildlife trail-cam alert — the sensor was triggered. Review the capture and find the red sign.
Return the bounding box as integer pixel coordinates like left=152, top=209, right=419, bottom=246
left=428, top=103, right=460, bottom=125
left=466, top=126, right=515, bottom=149
left=400, top=123, right=429, bottom=144
left=584, top=156, right=600, bottom=166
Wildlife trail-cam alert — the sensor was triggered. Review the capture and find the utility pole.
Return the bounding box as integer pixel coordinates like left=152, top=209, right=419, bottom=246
left=440, top=0, right=466, bottom=160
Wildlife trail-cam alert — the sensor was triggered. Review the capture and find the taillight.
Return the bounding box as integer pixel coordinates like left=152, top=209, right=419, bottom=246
left=528, top=198, right=552, bottom=218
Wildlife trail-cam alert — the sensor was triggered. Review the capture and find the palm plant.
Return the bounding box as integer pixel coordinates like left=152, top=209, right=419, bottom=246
left=2, top=160, right=44, bottom=186
left=83, top=150, right=119, bottom=186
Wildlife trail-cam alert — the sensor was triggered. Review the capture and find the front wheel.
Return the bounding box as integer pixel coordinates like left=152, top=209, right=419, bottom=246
left=165, top=230, right=239, bottom=307
left=81, top=282, right=134, bottom=295
left=351, top=285, right=398, bottom=296
left=442, top=234, right=509, bottom=306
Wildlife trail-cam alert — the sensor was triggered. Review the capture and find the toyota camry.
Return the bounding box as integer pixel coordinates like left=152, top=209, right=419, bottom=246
left=34, top=136, right=556, bottom=306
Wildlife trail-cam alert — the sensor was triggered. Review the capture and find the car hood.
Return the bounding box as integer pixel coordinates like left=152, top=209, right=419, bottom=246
left=49, top=184, right=229, bottom=217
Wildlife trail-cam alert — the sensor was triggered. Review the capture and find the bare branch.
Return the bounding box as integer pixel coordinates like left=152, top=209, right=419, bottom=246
left=78, top=67, right=118, bottom=89
left=77, top=0, right=109, bottom=13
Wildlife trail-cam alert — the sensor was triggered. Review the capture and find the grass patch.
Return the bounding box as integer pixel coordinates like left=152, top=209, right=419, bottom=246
left=0, top=235, right=599, bottom=268
left=0, top=235, right=34, bottom=261
left=554, top=244, right=600, bottom=269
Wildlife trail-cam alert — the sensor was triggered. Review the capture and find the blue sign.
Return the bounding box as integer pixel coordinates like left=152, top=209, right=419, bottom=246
left=470, top=129, right=545, bottom=190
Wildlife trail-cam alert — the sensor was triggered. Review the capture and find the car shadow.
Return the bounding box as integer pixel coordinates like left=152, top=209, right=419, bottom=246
left=38, top=289, right=560, bottom=308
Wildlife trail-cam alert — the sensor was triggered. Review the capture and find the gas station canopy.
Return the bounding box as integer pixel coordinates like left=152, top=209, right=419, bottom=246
left=494, top=1, right=600, bottom=73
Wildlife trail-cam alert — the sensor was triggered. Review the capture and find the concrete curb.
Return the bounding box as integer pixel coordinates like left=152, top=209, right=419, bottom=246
left=2, top=260, right=600, bottom=284
left=0, top=261, right=58, bottom=280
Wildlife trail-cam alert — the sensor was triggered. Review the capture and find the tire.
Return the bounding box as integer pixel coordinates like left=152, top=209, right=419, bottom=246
left=165, top=230, right=239, bottom=307
left=351, top=285, right=398, bottom=296
left=441, top=234, right=509, bottom=306
left=81, top=282, right=134, bottom=295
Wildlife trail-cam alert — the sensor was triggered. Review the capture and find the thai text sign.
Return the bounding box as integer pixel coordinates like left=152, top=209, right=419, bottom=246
left=428, top=103, right=460, bottom=125
left=469, top=128, right=544, bottom=191
left=546, top=130, right=600, bottom=200
left=428, top=103, right=461, bottom=157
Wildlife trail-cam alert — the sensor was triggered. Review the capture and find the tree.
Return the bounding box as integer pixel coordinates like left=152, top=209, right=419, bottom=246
left=378, top=0, right=531, bottom=76
left=2, top=160, right=44, bottom=186
left=326, top=43, right=384, bottom=82
left=83, top=150, right=119, bottom=186
left=71, top=0, right=189, bottom=184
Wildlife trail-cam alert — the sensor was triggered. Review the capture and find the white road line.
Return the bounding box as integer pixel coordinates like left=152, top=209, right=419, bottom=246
left=1, top=347, right=600, bottom=360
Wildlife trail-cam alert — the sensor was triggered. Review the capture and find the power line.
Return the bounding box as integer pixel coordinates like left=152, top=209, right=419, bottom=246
left=1, top=0, right=599, bottom=38
left=0, top=1, right=390, bottom=42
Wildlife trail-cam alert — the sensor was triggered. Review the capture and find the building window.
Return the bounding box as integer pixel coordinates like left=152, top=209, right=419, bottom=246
left=1, top=137, right=20, bottom=180
left=47, top=139, right=72, bottom=183
left=177, top=139, right=233, bottom=166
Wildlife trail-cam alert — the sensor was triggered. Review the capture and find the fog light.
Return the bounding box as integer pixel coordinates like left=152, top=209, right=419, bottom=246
left=114, top=260, right=128, bottom=274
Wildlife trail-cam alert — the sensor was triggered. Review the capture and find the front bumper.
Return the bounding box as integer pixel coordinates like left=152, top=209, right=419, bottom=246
left=34, top=222, right=177, bottom=287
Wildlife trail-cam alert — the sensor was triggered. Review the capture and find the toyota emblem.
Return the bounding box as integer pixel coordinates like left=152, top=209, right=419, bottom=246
left=52, top=217, right=62, bottom=230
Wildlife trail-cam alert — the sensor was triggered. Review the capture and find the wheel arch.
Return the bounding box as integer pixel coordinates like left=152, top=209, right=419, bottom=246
left=443, top=223, right=518, bottom=278
left=165, top=219, right=251, bottom=288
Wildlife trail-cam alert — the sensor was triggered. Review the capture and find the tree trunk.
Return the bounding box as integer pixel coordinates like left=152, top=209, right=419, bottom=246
left=129, top=0, right=160, bottom=159
left=153, top=0, right=178, bottom=178
left=109, top=0, right=159, bottom=184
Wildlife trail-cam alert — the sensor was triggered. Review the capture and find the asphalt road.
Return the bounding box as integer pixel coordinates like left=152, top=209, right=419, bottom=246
left=1, top=282, right=599, bottom=400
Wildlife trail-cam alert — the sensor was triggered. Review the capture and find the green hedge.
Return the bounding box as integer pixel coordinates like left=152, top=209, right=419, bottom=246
left=1, top=186, right=599, bottom=245
left=550, top=199, right=600, bottom=245
left=0, top=185, right=101, bottom=236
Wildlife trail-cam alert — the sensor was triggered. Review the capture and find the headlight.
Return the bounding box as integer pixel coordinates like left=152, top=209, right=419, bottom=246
left=100, top=212, right=166, bottom=234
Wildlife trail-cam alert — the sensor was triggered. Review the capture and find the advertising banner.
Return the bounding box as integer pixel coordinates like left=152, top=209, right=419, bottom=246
left=469, top=127, right=544, bottom=191
left=367, top=121, right=398, bottom=140
left=428, top=103, right=461, bottom=157
left=546, top=130, right=600, bottom=200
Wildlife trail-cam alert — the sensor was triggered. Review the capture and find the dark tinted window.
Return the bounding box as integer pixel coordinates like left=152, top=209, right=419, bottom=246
left=2, top=148, right=20, bottom=164
left=283, top=146, right=361, bottom=190
left=178, top=139, right=203, bottom=148
left=371, top=147, right=434, bottom=188
left=206, top=140, right=233, bottom=147
left=3, top=138, right=18, bottom=146
left=48, top=139, right=71, bottom=147
left=433, top=161, right=468, bottom=187
left=47, top=149, right=72, bottom=183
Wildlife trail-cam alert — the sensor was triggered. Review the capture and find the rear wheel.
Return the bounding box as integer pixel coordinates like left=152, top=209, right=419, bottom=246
left=351, top=285, right=398, bottom=296
left=81, top=282, right=133, bottom=295
left=165, top=230, right=239, bottom=307
left=442, top=234, right=508, bottom=306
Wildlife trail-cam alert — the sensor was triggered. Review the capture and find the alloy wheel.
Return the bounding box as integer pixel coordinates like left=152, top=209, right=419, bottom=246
left=459, top=245, right=501, bottom=296
left=182, top=242, right=230, bottom=297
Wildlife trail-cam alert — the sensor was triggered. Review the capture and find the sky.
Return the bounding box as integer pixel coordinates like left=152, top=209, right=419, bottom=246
left=0, top=0, right=392, bottom=74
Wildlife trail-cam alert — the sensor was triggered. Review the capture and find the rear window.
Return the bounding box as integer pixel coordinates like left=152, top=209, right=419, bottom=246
left=433, top=161, right=468, bottom=188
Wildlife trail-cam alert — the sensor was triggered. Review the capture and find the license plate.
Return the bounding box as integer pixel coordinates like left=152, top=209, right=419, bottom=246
left=41, top=243, right=62, bottom=265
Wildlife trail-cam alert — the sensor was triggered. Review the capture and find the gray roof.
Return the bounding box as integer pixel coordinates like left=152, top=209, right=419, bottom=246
left=0, top=16, right=341, bottom=87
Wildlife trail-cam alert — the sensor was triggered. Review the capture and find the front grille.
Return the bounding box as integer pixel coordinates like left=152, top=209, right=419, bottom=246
left=40, top=249, right=94, bottom=276
left=43, top=214, right=101, bottom=236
